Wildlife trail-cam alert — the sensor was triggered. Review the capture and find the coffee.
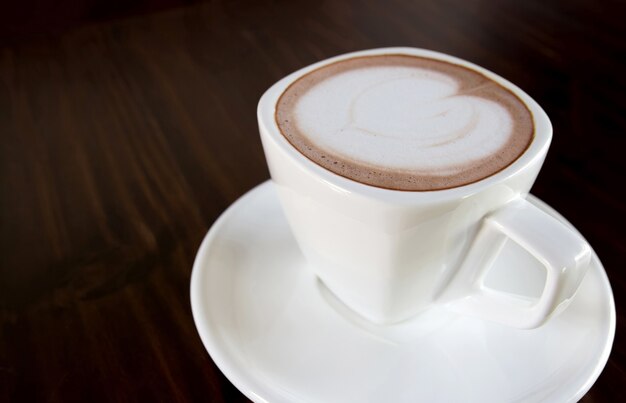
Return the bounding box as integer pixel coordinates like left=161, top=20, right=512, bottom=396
left=275, top=54, right=534, bottom=191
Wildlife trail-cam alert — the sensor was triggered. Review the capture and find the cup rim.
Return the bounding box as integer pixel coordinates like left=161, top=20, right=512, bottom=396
left=257, top=47, right=552, bottom=203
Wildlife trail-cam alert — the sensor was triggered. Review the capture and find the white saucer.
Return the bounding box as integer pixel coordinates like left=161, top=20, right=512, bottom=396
left=190, top=181, right=615, bottom=403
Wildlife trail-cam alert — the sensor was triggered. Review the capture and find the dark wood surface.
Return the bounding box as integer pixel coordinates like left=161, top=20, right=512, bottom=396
left=1, top=0, right=624, bottom=401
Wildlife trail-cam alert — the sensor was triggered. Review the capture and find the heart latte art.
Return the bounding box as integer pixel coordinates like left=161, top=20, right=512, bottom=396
left=276, top=55, right=534, bottom=191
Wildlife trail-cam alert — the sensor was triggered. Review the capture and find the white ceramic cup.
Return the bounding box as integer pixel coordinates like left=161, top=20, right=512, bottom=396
left=257, top=47, right=591, bottom=328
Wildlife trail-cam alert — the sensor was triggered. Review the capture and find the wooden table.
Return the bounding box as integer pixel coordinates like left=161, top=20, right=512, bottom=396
left=1, top=0, right=624, bottom=401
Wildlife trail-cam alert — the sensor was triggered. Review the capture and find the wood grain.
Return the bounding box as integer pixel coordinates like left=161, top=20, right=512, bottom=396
left=1, top=0, right=624, bottom=401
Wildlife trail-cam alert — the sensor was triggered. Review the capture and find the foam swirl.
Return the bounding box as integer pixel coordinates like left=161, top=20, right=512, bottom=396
left=276, top=55, right=533, bottom=190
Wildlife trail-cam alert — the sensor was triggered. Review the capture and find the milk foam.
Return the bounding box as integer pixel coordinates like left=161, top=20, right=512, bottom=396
left=295, top=67, right=512, bottom=174
left=276, top=55, right=533, bottom=190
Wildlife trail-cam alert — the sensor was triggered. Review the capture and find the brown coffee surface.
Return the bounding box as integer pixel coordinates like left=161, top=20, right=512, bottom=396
left=275, top=54, right=534, bottom=191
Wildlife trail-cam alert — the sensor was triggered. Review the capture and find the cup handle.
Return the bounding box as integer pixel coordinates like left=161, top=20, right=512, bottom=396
left=440, top=197, right=591, bottom=329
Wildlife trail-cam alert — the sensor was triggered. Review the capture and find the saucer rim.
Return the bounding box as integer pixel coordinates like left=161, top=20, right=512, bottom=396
left=191, top=182, right=274, bottom=402
left=190, top=181, right=616, bottom=403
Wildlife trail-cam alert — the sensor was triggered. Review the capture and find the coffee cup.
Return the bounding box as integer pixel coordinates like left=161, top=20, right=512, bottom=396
left=257, top=47, right=590, bottom=328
